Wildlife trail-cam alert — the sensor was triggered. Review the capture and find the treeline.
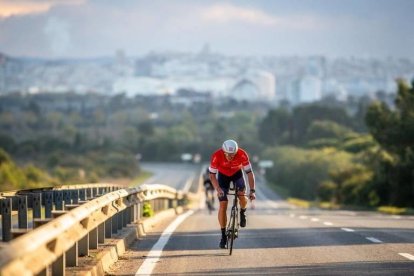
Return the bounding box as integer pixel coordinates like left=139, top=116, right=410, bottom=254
left=261, top=79, right=414, bottom=208
left=1, top=80, right=413, bottom=209
left=0, top=92, right=268, bottom=191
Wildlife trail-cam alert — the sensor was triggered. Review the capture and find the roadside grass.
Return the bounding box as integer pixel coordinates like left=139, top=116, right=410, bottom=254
left=377, top=206, right=414, bottom=215
left=269, top=183, right=413, bottom=215
left=287, top=197, right=413, bottom=215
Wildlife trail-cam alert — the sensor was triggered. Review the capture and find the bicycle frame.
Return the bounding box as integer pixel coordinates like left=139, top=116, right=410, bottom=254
left=226, top=184, right=240, bottom=255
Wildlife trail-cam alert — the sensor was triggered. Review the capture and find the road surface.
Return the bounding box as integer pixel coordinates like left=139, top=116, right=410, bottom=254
left=107, top=170, right=414, bottom=275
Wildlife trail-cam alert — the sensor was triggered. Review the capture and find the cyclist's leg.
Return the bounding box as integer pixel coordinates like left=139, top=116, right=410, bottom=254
left=233, top=170, right=248, bottom=227
left=233, top=170, right=247, bottom=209
left=217, top=173, right=230, bottom=227
left=217, top=173, right=230, bottom=248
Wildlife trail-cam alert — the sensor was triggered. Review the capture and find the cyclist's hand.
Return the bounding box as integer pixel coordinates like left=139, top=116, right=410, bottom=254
left=217, top=188, right=224, bottom=198
left=249, top=192, right=256, bottom=200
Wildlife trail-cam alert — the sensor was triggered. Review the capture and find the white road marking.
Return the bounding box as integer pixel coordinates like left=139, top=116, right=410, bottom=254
left=135, top=210, right=194, bottom=275
left=323, top=222, right=333, bottom=226
left=399, top=253, right=414, bottom=261
left=341, top=228, right=355, bottom=232
left=311, top=218, right=320, bottom=222
left=299, top=216, right=308, bottom=219
left=366, top=237, right=382, bottom=243
left=289, top=214, right=296, bottom=218
left=182, top=177, right=194, bottom=192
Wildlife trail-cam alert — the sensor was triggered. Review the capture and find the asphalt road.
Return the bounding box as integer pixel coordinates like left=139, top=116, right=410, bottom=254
left=107, top=167, right=414, bottom=275
left=140, top=162, right=202, bottom=192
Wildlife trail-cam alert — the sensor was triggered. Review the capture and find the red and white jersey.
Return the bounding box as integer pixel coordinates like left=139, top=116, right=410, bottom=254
left=209, top=148, right=252, bottom=177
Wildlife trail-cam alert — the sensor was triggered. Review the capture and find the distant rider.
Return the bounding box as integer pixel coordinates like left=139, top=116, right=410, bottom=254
left=203, top=167, right=215, bottom=209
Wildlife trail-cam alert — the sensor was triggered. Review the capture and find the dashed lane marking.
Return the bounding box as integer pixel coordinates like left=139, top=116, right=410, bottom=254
left=366, top=237, right=382, bottom=243
left=341, top=228, right=355, bottom=232
left=399, top=253, right=414, bottom=261
left=323, top=222, right=333, bottom=226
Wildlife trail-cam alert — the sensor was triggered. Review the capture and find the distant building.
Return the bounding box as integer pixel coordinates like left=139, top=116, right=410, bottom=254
left=231, top=70, right=276, bottom=101
left=322, top=79, right=348, bottom=101
left=113, top=70, right=275, bottom=102
left=287, top=76, right=322, bottom=105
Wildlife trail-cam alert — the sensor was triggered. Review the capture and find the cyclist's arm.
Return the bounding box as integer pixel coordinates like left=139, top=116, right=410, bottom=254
left=246, top=170, right=255, bottom=192
left=209, top=172, right=220, bottom=191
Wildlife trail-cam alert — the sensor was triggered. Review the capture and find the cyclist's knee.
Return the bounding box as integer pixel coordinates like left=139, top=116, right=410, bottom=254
left=219, top=201, right=228, bottom=208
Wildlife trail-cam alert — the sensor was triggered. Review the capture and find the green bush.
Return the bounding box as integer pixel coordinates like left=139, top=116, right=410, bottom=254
left=142, top=202, right=154, bottom=217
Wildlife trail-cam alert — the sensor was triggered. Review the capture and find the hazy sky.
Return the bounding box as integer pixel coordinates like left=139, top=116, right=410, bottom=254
left=0, top=0, right=413, bottom=59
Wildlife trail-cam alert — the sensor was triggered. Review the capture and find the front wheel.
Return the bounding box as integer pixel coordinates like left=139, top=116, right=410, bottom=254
left=227, top=208, right=237, bottom=255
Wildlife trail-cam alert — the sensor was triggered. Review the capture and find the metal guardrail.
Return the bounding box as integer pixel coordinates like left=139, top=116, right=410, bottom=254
left=0, top=183, right=185, bottom=276
left=0, top=183, right=125, bottom=242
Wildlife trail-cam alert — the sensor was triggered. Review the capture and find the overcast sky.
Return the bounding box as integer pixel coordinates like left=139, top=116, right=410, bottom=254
left=0, top=0, right=413, bottom=59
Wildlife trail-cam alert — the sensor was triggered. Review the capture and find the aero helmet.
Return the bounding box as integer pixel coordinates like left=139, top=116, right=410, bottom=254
left=222, top=139, right=238, bottom=154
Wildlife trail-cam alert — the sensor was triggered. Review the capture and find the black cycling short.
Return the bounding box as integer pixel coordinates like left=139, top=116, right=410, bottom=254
left=217, top=170, right=246, bottom=202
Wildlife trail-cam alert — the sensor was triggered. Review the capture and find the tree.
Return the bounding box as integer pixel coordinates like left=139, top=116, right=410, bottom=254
left=291, top=104, right=353, bottom=145
left=258, top=108, right=291, bottom=146
left=365, top=79, right=414, bottom=207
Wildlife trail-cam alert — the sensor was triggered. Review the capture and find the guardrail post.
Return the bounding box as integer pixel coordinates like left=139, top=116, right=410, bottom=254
left=54, top=191, right=63, bottom=210
left=92, top=187, right=98, bottom=197
left=79, top=189, right=86, bottom=201
left=122, top=209, right=128, bottom=227
left=131, top=203, right=137, bottom=223
left=105, top=217, right=112, bottom=238
left=66, top=243, right=78, bottom=267
left=128, top=206, right=133, bottom=224
left=63, top=190, right=71, bottom=205
left=51, top=254, right=65, bottom=276
left=98, top=222, right=105, bottom=243
left=86, top=188, right=92, bottom=200
left=118, top=211, right=123, bottom=230
left=79, top=235, right=89, bottom=257
left=32, top=192, right=42, bottom=219
left=17, top=195, right=28, bottom=229
left=1, top=197, right=12, bottom=241
left=164, top=198, right=167, bottom=210
left=136, top=202, right=141, bottom=220
left=111, top=214, right=118, bottom=234
left=43, top=191, right=53, bottom=218
left=71, top=189, right=79, bottom=204
left=90, top=227, right=98, bottom=249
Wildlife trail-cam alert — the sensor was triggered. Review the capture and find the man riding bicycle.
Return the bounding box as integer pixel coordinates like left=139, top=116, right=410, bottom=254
left=208, top=139, right=256, bottom=249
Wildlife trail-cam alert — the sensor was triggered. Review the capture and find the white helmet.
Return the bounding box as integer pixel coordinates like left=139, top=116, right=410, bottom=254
left=222, top=139, right=238, bottom=154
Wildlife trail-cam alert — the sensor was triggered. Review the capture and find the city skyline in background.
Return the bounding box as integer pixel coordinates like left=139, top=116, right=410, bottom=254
left=0, top=0, right=413, bottom=59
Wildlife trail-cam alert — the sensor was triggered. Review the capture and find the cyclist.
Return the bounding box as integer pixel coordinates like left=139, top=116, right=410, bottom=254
left=208, top=139, right=256, bottom=249
left=203, top=167, right=215, bottom=211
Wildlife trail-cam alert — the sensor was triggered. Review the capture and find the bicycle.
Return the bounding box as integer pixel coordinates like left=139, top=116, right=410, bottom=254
left=225, top=182, right=241, bottom=255
left=205, top=188, right=215, bottom=214
left=204, top=180, right=215, bottom=214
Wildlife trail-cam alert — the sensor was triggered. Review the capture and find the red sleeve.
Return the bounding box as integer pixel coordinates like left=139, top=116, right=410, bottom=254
left=209, top=150, right=219, bottom=174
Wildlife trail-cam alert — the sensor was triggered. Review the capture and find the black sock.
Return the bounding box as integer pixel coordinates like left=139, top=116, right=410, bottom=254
left=221, top=228, right=226, bottom=237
